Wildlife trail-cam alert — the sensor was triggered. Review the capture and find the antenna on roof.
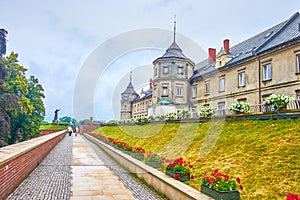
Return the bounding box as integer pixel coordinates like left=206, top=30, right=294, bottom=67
left=173, top=15, right=176, bottom=42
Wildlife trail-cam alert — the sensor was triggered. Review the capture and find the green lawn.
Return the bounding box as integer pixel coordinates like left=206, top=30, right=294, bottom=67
left=92, top=119, right=300, bottom=200
left=39, top=123, right=68, bottom=131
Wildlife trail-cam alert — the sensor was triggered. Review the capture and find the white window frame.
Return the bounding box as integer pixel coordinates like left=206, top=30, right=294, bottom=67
left=176, top=87, right=183, bottom=96
left=219, top=77, right=225, bottom=92
left=238, top=71, right=246, bottom=87
left=263, top=64, right=272, bottom=81
left=218, top=102, right=226, bottom=116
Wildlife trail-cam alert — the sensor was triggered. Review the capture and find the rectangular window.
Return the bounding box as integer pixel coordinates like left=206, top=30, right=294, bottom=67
left=162, top=86, right=168, bottom=97
left=153, top=88, right=156, bottom=98
left=178, top=66, right=184, bottom=75
left=238, top=71, right=246, bottom=87
left=192, top=86, right=197, bottom=98
left=163, top=66, right=169, bottom=74
left=205, top=82, right=210, bottom=95
left=218, top=102, right=226, bottom=116
left=219, top=77, right=225, bottom=92
left=263, top=64, right=272, bottom=81
left=297, top=55, right=300, bottom=73
left=176, top=87, right=183, bottom=96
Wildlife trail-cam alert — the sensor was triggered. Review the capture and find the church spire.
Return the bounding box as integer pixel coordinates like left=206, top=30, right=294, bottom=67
left=173, top=15, right=176, bottom=42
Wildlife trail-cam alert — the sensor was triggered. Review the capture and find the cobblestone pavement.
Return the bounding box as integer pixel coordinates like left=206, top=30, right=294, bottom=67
left=7, top=135, right=72, bottom=200
left=6, top=134, right=166, bottom=200
left=80, top=135, right=166, bottom=200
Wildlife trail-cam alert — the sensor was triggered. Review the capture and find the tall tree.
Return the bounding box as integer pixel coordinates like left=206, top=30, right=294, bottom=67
left=0, top=29, right=17, bottom=147
left=4, top=52, right=45, bottom=144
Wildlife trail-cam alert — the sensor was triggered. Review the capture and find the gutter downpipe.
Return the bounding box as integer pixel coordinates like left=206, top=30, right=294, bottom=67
left=254, top=52, right=262, bottom=112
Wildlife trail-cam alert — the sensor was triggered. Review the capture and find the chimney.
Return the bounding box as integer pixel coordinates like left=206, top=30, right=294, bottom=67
left=208, top=48, right=216, bottom=64
left=223, top=39, right=230, bottom=54
left=149, top=79, right=153, bottom=89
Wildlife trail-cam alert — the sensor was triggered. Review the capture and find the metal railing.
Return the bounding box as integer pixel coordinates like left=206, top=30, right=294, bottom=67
left=213, top=100, right=300, bottom=117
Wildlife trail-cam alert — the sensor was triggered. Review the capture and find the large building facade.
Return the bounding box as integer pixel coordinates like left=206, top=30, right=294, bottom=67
left=120, top=12, right=300, bottom=120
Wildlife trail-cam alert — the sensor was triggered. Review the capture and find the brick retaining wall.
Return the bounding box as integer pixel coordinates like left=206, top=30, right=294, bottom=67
left=0, top=130, right=67, bottom=199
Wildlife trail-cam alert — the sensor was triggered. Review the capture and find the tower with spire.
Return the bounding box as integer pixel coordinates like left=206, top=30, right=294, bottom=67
left=120, top=70, right=138, bottom=120
left=150, top=17, right=195, bottom=114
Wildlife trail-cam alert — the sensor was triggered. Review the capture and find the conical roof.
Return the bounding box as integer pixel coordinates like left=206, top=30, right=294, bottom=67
left=121, top=81, right=138, bottom=95
left=160, top=41, right=187, bottom=59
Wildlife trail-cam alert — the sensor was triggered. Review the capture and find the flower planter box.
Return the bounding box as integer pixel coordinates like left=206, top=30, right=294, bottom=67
left=201, top=184, right=240, bottom=200
left=145, top=159, right=162, bottom=169
left=166, top=169, right=190, bottom=182
left=124, top=150, right=132, bottom=155
left=131, top=152, right=145, bottom=161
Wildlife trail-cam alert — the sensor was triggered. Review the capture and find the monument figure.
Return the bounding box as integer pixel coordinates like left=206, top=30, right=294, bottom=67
left=53, top=109, right=60, bottom=122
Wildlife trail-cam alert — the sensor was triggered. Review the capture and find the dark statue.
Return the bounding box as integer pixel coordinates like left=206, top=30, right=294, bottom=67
left=53, top=109, right=60, bottom=121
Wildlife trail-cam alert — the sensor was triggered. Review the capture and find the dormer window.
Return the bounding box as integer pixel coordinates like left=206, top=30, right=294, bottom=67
left=216, top=49, right=232, bottom=68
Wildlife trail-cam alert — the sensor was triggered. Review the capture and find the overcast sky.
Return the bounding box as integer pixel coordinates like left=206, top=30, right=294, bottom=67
left=0, top=0, right=299, bottom=122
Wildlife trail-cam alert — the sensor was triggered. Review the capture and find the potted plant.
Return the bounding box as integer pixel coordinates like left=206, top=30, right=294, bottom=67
left=165, top=112, right=177, bottom=120
left=177, top=110, right=192, bottom=119
left=263, top=93, right=294, bottom=110
left=123, top=144, right=133, bottom=154
left=200, top=169, right=243, bottom=200
left=228, top=102, right=250, bottom=114
left=145, top=152, right=162, bottom=169
left=131, top=147, right=145, bottom=161
left=165, top=157, right=192, bottom=182
left=198, top=106, right=216, bottom=117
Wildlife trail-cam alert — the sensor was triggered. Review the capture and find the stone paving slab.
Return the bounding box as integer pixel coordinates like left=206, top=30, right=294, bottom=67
left=70, top=135, right=135, bottom=200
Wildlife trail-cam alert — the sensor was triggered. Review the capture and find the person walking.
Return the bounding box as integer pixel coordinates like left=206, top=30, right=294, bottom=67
left=68, top=125, right=73, bottom=136
left=74, top=126, right=79, bottom=136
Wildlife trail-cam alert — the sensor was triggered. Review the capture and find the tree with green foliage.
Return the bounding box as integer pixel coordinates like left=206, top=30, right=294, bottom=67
left=59, top=116, right=77, bottom=126
left=0, top=29, right=17, bottom=147
left=3, top=52, right=45, bottom=144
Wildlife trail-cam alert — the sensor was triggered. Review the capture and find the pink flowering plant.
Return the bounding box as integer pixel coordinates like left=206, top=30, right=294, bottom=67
left=201, top=169, right=243, bottom=191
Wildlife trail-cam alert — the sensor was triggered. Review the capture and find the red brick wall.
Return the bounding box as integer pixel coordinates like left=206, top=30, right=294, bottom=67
left=79, top=124, right=101, bottom=133
left=40, top=130, right=63, bottom=136
left=0, top=131, right=66, bottom=199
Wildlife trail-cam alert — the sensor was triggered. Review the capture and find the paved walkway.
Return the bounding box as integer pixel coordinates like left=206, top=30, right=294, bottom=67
left=71, top=135, right=134, bottom=200
left=7, top=134, right=165, bottom=200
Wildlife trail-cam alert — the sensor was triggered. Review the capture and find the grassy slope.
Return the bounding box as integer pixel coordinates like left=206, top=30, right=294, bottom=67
left=92, top=119, right=300, bottom=200
left=39, top=124, right=68, bottom=131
